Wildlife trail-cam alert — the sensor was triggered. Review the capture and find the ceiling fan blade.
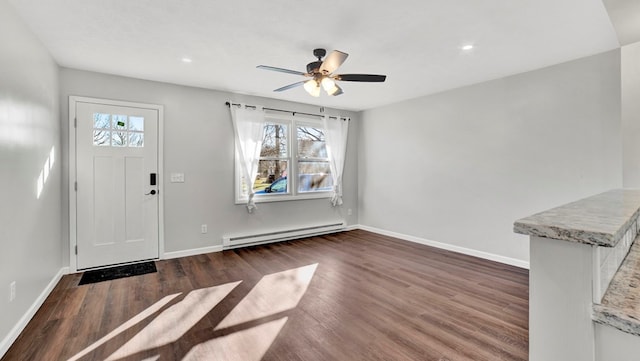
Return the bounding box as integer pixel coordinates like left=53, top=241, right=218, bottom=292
left=274, top=81, right=306, bottom=92
left=319, top=50, right=348, bottom=74
left=336, top=74, right=386, bottom=82
left=257, top=65, right=307, bottom=76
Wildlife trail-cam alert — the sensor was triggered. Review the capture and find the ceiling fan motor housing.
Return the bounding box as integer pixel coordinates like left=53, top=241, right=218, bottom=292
left=306, top=61, right=323, bottom=74
left=313, top=48, right=326, bottom=59
left=307, top=48, right=327, bottom=73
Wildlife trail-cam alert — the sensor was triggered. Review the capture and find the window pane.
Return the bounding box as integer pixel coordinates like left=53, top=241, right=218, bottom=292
left=93, top=130, right=111, bottom=146
left=267, top=176, right=288, bottom=193
left=113, top=114, right=127, bottom=130
left=297, top=126, right=327, bottom=158
left=129, top=116, right=144, bottom=131
left=298, top=161, right=332, bottom=192
left=93, top=113, right=110, bottom=129
left=254, top=159, right=289, bottom=194
left=112, top=131, right=127, bottom=147
left=128, top=132, right=144, bottom=147
left=261, top=124, right=288, bottom=157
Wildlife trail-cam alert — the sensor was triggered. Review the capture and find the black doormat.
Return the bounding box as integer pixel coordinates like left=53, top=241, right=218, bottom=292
left=78, top=261, right=157, bottom=285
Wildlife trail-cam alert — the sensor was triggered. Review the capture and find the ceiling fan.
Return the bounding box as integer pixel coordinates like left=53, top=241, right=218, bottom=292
left=257, top=48, right=387, bottom=97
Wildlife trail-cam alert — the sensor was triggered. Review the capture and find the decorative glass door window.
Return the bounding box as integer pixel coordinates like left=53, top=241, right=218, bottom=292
left=92, top=113, right=144, bottom=147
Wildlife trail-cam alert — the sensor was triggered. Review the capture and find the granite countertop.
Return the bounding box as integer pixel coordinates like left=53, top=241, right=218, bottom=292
left=514, top=189, right=640, bottom=247
left=592, top=236, right=640, bottom=336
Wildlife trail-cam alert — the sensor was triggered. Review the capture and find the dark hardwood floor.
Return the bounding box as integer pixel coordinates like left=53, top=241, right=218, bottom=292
left=2, top=230, right=529, bottom=361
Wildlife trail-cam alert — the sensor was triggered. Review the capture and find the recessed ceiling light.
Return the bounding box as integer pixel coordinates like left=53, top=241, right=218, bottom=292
left=461, top=44, right=474, bottom=51
left=181, top=57, right=193, bottom=63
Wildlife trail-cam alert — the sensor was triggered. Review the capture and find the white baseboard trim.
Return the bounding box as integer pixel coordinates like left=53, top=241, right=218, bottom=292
left=355, top=225, right=530, bottom=269
left=0, top=267, right=69, bottom=359
left=164, top=224, right=359, bottom=259
left=162, top=245, right=224, bottom=260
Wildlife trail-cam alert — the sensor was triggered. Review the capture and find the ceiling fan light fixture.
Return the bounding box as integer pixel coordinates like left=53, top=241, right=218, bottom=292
left=326, top=85, right=340, bottom=96
left=321, top=77, right=335, bottom=91
left=321, top=77, right=340, bottom=96
left=304, top=79, right=321, bottom=97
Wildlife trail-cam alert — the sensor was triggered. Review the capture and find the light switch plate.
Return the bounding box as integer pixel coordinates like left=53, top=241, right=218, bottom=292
left=170, top=173, right=185, bottom=183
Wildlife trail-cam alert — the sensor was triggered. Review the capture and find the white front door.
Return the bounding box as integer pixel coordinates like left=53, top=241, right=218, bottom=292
left=74, top=100, right=160, bottom=270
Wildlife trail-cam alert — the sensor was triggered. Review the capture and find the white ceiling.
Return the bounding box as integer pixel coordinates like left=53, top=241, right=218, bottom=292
left=8, top=0, right=620, bottom=111
left=602, top=0, right=640, bottom=45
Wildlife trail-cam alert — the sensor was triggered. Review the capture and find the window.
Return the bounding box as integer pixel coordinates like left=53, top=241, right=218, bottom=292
left=92, top=113, right=144, bottom=147
left=236, top=115, right=332, bottom=203
left=296, top=124, right=332, bottom=193
left=256, top=123, right=289, bottom=194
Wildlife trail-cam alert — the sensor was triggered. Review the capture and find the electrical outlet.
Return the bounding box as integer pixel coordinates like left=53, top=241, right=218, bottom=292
left=201, top=224, right=208, bottom=234
left=347, top=208, right=353, bottom=216
left=9, top=281, right=16, bottom=302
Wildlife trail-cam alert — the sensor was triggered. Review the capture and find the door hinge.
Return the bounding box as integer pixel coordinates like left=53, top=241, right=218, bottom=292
left=74, top=182, right=77, bottom=191
left=75, top=245, right=78, bottom=255
left=74, top=117, right=77, bottom=128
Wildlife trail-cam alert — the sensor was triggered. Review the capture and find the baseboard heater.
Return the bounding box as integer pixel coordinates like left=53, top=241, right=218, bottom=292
left=222, top=221, right=346, bottom=250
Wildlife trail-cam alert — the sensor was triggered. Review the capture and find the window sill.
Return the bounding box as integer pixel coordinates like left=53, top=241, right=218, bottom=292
left=235, top=192, right=332, bottom=204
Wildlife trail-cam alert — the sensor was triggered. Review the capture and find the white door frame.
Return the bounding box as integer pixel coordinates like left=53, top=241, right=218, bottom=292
left=68, top=96, right=165, bottom=272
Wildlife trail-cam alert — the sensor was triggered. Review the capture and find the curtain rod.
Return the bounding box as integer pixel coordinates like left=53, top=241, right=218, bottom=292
left=225, top=102, right=350, bottom=121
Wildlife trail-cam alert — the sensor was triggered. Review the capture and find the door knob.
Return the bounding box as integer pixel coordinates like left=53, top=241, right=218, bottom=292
left=145, top=190, right=157, bottom=195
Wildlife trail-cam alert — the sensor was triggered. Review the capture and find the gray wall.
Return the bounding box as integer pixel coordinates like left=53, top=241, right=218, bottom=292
left=622, top=41, right=640, bottom=187
left=358, top=50, right=623, bottom=263
left=0, top=0, right=62, bottom=347
left=59, top=68, right=359, bottom=262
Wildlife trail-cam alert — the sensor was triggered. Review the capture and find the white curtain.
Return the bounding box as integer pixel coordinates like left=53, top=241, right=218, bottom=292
left=230, top=104, right=265, bottom=213
left=323, top=116, right=349, bottom=206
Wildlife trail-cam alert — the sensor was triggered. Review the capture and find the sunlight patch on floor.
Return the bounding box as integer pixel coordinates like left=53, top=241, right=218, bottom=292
left=105, top=281, right=241, bottom=360
left=67, top=264, right=318, bottom=360
left=215, top=263, right=318, bottom=330
left=67, top=293, right=181, bottom=361
left=183, top=317, right=288, bottom=361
